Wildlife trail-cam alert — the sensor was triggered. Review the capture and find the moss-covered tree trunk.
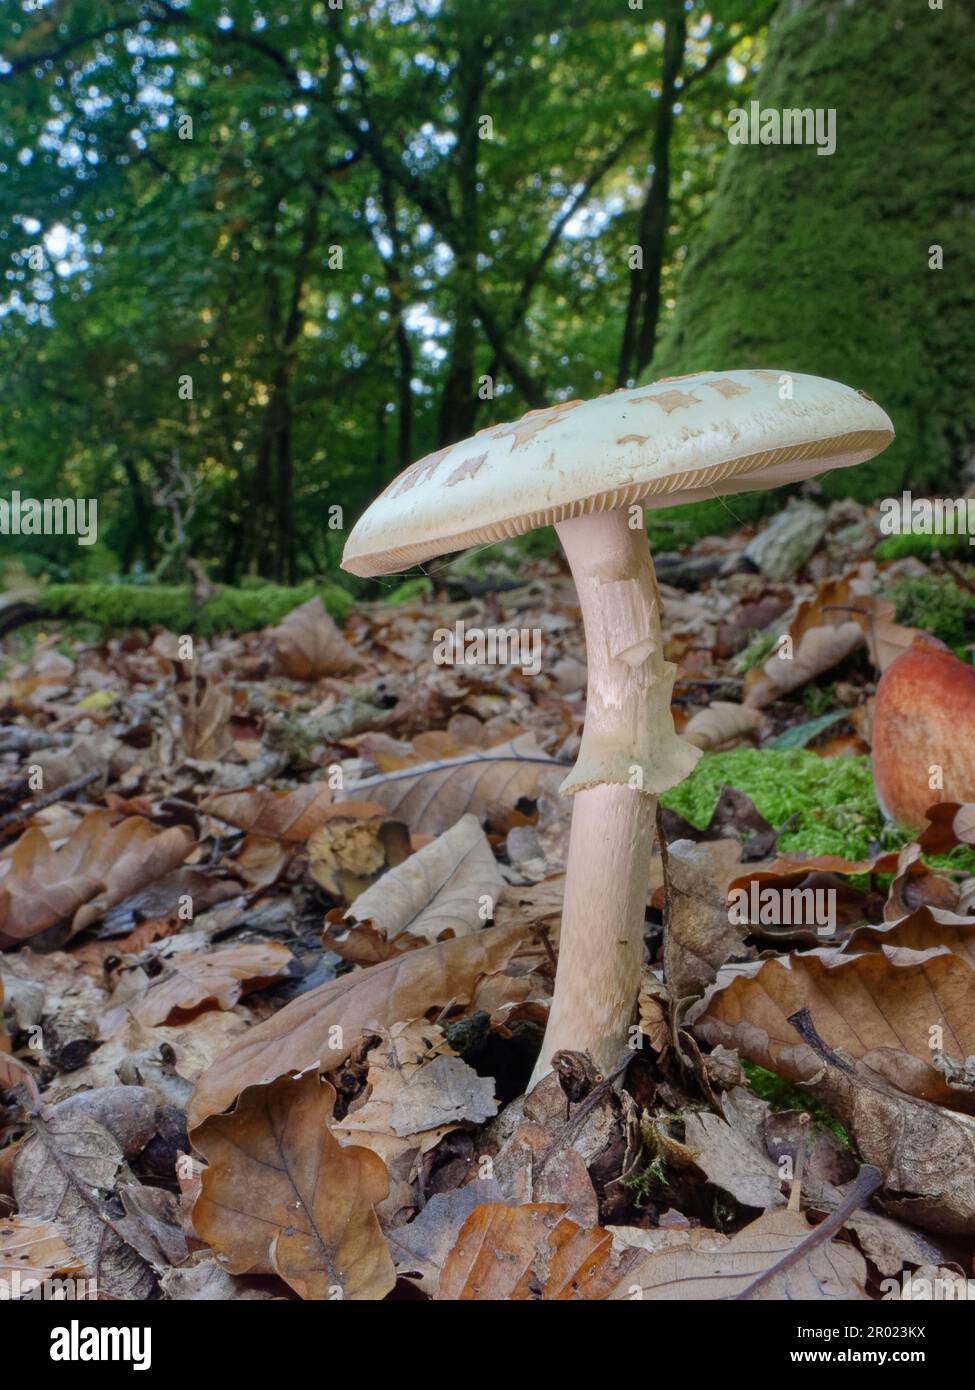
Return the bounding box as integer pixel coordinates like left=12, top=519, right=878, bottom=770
left=648, top=0, right=974, bottom=501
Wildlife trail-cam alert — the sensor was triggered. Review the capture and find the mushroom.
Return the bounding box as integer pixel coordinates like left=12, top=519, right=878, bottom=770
left=342, top=369, right=894, bottom=1083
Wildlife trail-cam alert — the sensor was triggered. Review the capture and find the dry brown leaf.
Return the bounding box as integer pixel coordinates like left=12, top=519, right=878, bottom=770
left=121, top=941, right=294, bottom=1028
left=437, top=1203, right=629, bottom=1300
left=848, top=905, right=975, bottom=969
left=343, top=735, right=566, bottom=835
left=0, top=811, right=195, bottom=946
left=792, top=1040, right=975, bottom=1235
left=683, top=701, right=763, bottom=750
left=489, top=1121, right=600, bottom=1228
left=234, top=834, right=292, bottom=888
left=192, top=1072, right=394, bottom=1300
left=200, top=782, right=341, bottom=840
left=177, top=677, right=234, bottom=759
left=343, top=813, right=505, bottom=944
left=745, top=621, right=864, bottom=708
left=680, top=1109, right=785, bottom=1211
left=691, top=945, right=975, bottom=1105
left=919, top=802, right=975, bottom=855
left=663, top=838, right=747, bottom=1006
left=386, top=1188, right=508, bottom=1294
left=0, top=1215, right=84, bottom=1289
left=611, top=1206, right=868, bottom=1300
left=269, top=597, right=365, bottom=679
left=13, top=1087, right=157, bottom=1299
left=187, top=920, right=527, bottom=1129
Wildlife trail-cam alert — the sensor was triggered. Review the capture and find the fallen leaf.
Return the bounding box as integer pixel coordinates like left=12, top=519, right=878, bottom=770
left=269, top=597, right=365, bottom=679
left=192, top=1072, right=395, bottom=1300
left=790, top=1034, right=975, bottom=1235
left=386, top=1187, right=508, bottom=1295
left=200, top=782, right=339, bottom=841
left=343, top=813, right=505, bottom=944
left=692, top=945, right=975, bottom=1106
left=683, top=701, right=763, bottom=750
left=187, top=921, right=527, bottom=1129
left=746, top=622, right=864, bottom=708
left=118, top=941, right=294, bottom=1028
left=177, top=678, right=234, bottom=759
left=0, top=1215, right=84, bottom=1288
left=437, top=1203, right=630, bottom=1300
left=611, top=1206, right=868, bottom=1300
left=13, top=1087, right=158, bottom=1299
left=0, top=812, right=195, bottom=946
left=663, top=838, right=747, bottom=1006
left=343, top=735, right=566, bottom=835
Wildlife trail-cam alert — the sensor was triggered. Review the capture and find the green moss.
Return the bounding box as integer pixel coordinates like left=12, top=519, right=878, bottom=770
left=646, top=494, right=771, bottom=550
left=925, top=844, right=975, bottom=877
left=384, top=576, right=434, bottom=604
left=875, top=531, right=970, bottom=561
left=889, top=573, right=975, bottom=650
left=660, top=747, right=889, bottom=858
left=743, top=1063, right=851, bottom=1148
left=645, top=0, right=973, bottom=505
left=40, top=579, right=354, bottom=633
left=734, top=629, right=779, bottom=674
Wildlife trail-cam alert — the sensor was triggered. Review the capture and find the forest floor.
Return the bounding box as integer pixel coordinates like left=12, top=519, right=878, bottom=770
left=1, top=496, right=975, bottom=1301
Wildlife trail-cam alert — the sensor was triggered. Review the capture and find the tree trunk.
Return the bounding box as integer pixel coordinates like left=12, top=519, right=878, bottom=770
left=648, top=0, right=972, bottom=500
left=617, top=0, right=686, bottom=386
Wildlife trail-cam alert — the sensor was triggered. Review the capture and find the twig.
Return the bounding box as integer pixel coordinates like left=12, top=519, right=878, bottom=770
left=788, top=1006, right=855, bottom=1074
left=787, top=1113, right=810, bottom=1212
left=0, top=767, right=100, bottom=836
left=534, top=1049, right=632, bottom=1177
left=733, top=1162, right=883, bottom=1300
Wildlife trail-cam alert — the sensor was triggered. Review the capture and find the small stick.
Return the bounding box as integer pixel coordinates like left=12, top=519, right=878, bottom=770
left=0, top=767, right=101, bottom=836
left=733, top=1162, right=883, bottom=1300
left=534, top=1049, right=632, bottom=1178
left=788, top=1006, right=855, bottom=1073
left=787, top=1112, right=810, bottom=1212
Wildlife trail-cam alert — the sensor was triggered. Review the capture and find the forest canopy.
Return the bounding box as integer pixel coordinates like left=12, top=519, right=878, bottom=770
left=0, top=0, right=968, bottom=586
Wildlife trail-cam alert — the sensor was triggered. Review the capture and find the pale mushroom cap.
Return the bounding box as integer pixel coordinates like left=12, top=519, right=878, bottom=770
left=342, top=369, right=894, bottom=577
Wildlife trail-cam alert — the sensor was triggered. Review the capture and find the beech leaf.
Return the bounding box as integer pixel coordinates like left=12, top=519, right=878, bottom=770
left=343, top=813, right=505, bottom=943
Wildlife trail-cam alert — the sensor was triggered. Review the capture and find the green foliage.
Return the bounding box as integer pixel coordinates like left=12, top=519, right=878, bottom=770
left=734, top=629, right=779, bottom=674
left=645, top=0, right=974, bottom=507
left=875, top=531, right=969, bottom=561
left=383, top=577, right=434, bottom=605
left=0, top=0, right=769, bottom=585
left=646, top=492, right=775, bottom=551
left=41, top=580, right=353, bottom=633
left=889, top=573, right=975, bottom=650
left=660, top=747, right=890, bottom=858
left=742, top=1063, right=851, bottom=1148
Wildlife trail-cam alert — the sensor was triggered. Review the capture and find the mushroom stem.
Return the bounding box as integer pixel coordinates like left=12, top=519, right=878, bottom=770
left=530, top=510, right=699, bottom=1085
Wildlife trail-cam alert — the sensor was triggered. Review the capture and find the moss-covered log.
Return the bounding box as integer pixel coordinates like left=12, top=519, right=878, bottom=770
left=645, top=0, right=973, bottom=505
left=0, top=579, right=354, bottom=637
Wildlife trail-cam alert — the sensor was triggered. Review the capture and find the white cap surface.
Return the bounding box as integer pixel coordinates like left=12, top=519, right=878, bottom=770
left=342, top=369, right=894, bottom=577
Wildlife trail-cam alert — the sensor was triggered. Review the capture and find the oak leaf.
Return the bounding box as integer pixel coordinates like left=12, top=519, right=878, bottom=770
left=192, top=1071, right=394, bottom=1300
